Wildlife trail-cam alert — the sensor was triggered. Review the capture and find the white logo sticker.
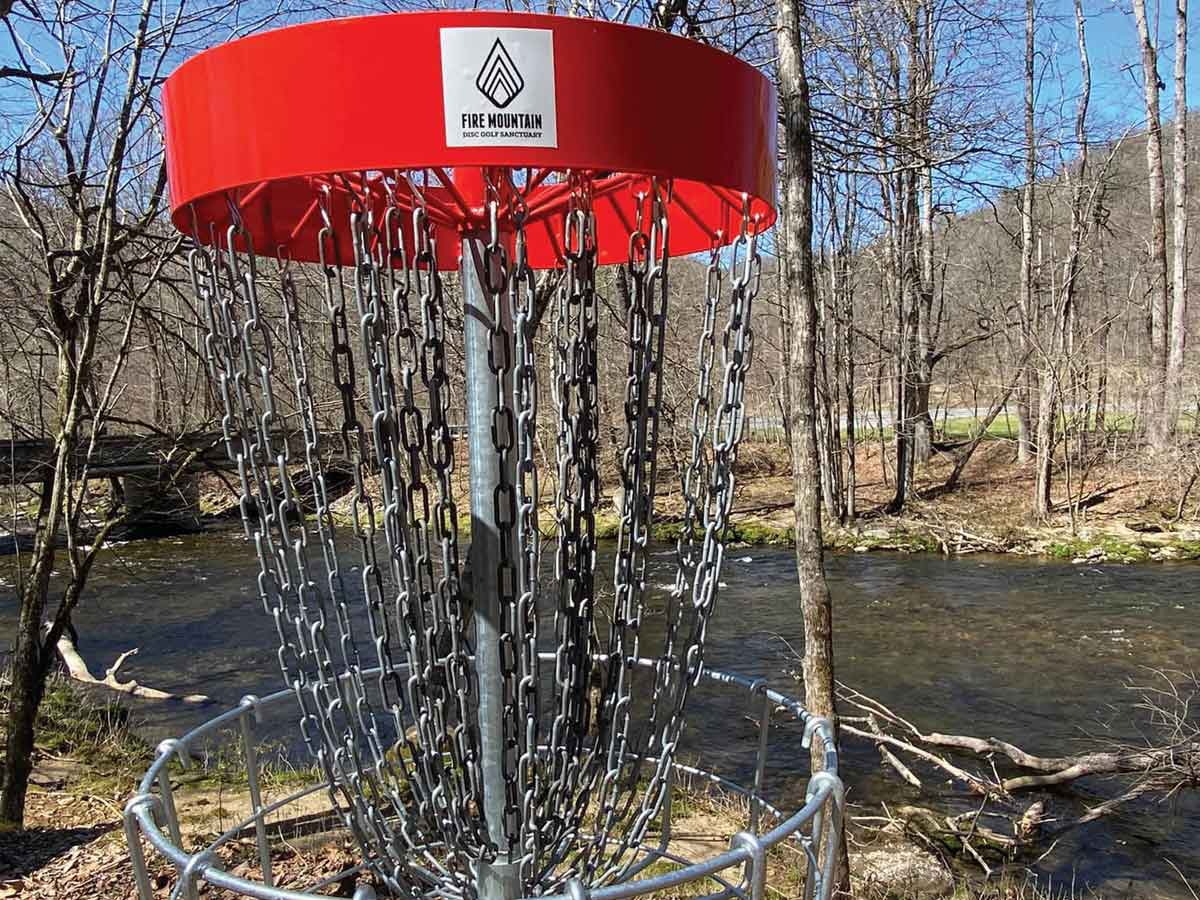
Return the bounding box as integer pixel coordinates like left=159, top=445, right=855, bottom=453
left=440, top=27, right=558, bottom=148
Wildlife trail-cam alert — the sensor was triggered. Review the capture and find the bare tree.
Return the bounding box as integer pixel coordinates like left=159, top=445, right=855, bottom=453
left=1034, top=0, right=1091, bottom=519
left=1132, top=0, right=1172, bottom=450
left=775, top=0, right=849, bottom=886
left=1164, top=0, right=1189, bottom=446
left=0, top=0, right=276, bottom=826
left=1016, top=0, right=1036, bottom=464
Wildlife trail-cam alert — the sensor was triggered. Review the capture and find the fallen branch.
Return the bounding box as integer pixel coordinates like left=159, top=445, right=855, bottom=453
left=893, top=515, right=1008, bottom=555
left=841, top=720, right=998, bottom=797
left=1068, top=783, right=1149, bottom=829
left=838, top=680, right=1200, bottom=797
left=922, top=731, right=1188, bottom=792
left=56, top=632, right=209, bottom=703
left=866, top=713, right=922, bottom=789
left=890, top=804, right=1015, bottom=859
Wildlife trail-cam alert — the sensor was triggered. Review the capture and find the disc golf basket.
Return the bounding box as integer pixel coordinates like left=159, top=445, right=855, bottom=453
left=124, top=12, right=843, bottom=900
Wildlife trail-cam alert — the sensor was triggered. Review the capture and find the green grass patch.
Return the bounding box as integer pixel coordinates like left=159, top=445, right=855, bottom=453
left=727, top=520, right=794, bottom=545
left=1170, top=540, right=1200, bottom=560
left=14, top=675, right=154, bottom=793
left=183, top=729, right=324, bottom=794
left=937, top=412, right=1020, bottom=441
left=1046, top=535, right=1151, bottom=563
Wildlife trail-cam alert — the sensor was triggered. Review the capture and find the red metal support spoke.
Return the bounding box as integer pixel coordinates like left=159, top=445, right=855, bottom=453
left=540, top=216, right=564, bottom=266
left=237, top=180, right=271, bottom=212
left=434, top=167, right=479, bottom=226
left=670, top=191, right=718, bottom=245
left=523, top=180, right=574, bottom=223
left=521, top=167, right=555, bottom=200
left=288, top=199, right=321, bottom=244
left=605, top=192, right=636, bottom=244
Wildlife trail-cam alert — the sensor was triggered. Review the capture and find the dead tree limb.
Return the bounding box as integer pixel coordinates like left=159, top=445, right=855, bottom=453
left=866, top=713, right=922, bottom=789
left=839, top=679, right=1199, bottom=798
left=841, top=718, right=999, bottom=797
left=55, top=632, right=209, bottom=704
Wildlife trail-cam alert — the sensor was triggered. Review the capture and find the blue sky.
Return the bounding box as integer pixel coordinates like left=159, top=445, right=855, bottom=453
left=1037, top=1, right=1196, bottom=137
left=927, top=2, right=1198, bottom=208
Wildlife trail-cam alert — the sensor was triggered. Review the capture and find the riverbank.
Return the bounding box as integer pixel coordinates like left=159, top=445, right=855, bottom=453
left=676, top=439, right=1200, bottom=564
left=303, top=437, right=1199, bottom=564
left=0, top=677, right=1124, bottom=900
left=6, top=429, right=1188, bottom=566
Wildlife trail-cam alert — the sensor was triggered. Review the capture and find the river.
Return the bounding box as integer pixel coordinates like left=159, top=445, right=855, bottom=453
left=1, top=531, right=1197, bottom=896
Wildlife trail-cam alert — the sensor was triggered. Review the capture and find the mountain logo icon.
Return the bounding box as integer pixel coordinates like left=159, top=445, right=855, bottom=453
left=476, top=38, right=525, bottom=109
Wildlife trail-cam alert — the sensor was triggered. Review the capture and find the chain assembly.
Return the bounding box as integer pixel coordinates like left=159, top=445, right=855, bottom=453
left=189, top=168, right=763, bottom=899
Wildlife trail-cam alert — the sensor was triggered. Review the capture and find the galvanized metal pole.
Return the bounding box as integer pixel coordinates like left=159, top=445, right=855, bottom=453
left=461, top=230, right=521, bottom=900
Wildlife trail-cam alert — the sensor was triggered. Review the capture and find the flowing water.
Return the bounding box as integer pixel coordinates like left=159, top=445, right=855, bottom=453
left=1, top=531, right=1197, bottom=896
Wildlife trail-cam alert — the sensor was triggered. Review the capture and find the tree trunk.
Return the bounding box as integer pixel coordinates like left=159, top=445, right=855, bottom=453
left=779, top=155, right=795, bottom=451
left=1165, top=0, right=1188, bottom=445
left=1133, top=0, right=1172, bottom=449
left=776, top=0, right=850, bottom=886
left=889, top=158, right=921, bottom=513
left=1, top=342, right=76, bottom=826
left=1036, top=0, right=1091, bottom=521
left=914, top=107, right=936, bottom=467
left=1033, top=360, right=1057, bottom=519
left=1095, top=318, right=1110, bottom=431
left=1, top=573, right=52, bottom=825
left=3, top=509, right=61, bottom=825
left=1017, top=0, right=1036, bottom=463
left=843, top=244, right=858, bottom=524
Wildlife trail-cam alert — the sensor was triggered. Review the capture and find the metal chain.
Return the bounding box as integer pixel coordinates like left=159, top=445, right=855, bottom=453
left=405, top=176, right=486, bottom=866
left=193, top=211, right=427, bottom=895
left=502, top=173, right=546, bottom=886
left=571, top=178, right=672, bottom=883
left=190, top=170, right=762, bottom=899
left=478, top=171, right=524, bottom=858
left=538, top=172, right=602, bottom=884
left=609, top=198, right=762, bottom=884
left=347, top=179, right=483, bottom=886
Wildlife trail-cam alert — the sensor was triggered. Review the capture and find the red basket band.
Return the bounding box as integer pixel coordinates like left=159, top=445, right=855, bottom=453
left=163, top=11, right=777, bottom=268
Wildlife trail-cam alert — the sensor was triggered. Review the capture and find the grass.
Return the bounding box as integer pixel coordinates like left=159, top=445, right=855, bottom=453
left=191, top=729, right=323, bottom=793
left=30, top=675, right=152, bottom=774
left=852, top=409, right=1196, bottom=445
left=1, top=672, right=328, bottom=799
left=848, top=413, right=1022, bottom=445
left=1045, top=534, right=1200, bottom=563
left=0, top=672, right=154, bottom=796
left=937, top=412, right=1021, bottom=442
left=1046, top=535, right=1152, bottom=563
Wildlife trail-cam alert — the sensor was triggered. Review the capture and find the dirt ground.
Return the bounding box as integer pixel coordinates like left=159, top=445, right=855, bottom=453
left=0, top=753, right=364, bottom=898
left=723, top=437, right=1200, bottom=561
left=197, top=432, right=1200, bottom=563
left=0, top=756, right=802, bottom=899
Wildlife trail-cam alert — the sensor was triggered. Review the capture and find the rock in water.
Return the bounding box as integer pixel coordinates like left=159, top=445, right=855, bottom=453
left=853, top=840, right=955, bottom=898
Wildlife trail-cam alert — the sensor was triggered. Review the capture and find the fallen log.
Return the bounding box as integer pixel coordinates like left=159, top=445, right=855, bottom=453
left=921, top=732, right=1194, bottom=792
left=837, top=678, right=1200, bottom=799
left=828, top=670, right=1200, bottom=871
left=891, top=804, right=1016, bottom=860
left=55, top=632, right=210, bottom=704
